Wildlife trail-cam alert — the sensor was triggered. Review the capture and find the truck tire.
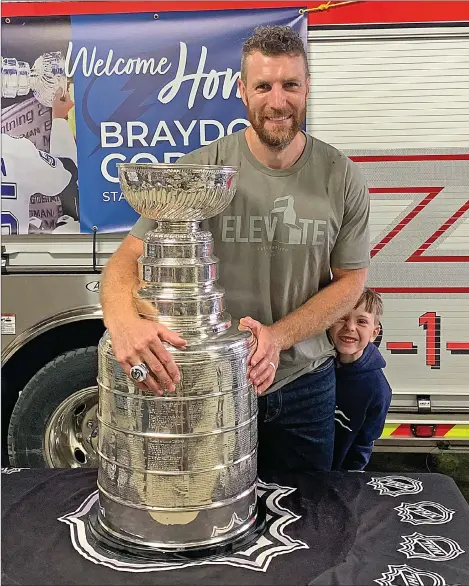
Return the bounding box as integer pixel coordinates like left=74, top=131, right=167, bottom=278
left=7, top=346, right=100, bottom=468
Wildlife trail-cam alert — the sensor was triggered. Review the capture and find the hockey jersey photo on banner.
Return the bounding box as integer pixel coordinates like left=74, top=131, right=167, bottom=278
left=1, top=16, right=79, bottom=235
left=1, top=116, right=79, bottom=235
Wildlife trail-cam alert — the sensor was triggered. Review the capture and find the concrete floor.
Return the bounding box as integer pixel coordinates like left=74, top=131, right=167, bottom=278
left=367, top=452, right=469, bottom=502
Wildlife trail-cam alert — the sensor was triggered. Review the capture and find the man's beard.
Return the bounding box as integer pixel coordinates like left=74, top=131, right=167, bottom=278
left=247, top=104, right=306, bottom=150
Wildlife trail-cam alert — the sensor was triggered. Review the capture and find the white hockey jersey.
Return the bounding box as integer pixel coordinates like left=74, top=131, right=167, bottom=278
left=1, top=120, right=74, bottom=235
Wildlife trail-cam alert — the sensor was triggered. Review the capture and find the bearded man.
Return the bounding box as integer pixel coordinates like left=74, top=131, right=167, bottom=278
left=100, top=25, right=371, bottom=474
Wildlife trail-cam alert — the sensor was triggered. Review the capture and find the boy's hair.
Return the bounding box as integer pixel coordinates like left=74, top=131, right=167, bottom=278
left=355, top=288, right=383, bottom=324
left=240, top=25, right=309, bottom=82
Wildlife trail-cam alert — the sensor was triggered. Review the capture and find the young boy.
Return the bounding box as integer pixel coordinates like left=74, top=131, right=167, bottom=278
left=328, top=288, right=392, bottom=471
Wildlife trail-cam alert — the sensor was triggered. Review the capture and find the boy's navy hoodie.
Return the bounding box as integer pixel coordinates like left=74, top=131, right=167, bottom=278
left=333, top=342, right=392, bottom=471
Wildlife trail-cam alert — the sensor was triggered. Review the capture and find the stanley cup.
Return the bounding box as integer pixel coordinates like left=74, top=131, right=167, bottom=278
left=1, top=52, right=67, bottom=107
left=95, top=163, right=259, bottom=551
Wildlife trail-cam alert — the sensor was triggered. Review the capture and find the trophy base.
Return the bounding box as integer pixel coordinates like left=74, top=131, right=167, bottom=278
left=86, top=498, right=267, bottom=562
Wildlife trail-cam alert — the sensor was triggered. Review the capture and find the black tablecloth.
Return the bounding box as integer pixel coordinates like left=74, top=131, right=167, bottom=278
left=2, top=467, right=469, bottom=585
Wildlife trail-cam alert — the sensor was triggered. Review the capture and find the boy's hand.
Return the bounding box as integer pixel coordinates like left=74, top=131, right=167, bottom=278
left=239, top=316, right=280, bottom=395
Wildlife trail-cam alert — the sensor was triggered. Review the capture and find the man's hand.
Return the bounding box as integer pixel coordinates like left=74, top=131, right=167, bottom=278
left=108, top=315, right=187, bottom=395
left=52, top=88, right=74, bottom=120
left=239, top=316, right=281, bottom=395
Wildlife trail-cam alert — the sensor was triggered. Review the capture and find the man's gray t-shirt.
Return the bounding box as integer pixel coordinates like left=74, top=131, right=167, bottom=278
left=130, top=130, right=370, bottom=394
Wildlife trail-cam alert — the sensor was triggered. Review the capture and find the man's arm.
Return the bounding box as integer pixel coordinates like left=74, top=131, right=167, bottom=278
left=100, top=234, right=142, bottom=326
left=244, top=156, right=371, bottom=394
left=241, top=268, right=366, bottom=394
left=100, top=234, right=187, bottom=394
left=270, top=267, right=367, bottom=351
left=273, top=155, right=371, bottom=349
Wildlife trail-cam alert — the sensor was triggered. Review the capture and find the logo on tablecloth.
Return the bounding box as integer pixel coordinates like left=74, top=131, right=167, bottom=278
left=398, top=532, right=465, bottom=562
left=375, top=564, right=447, bottom=586
left=395, top=502, right=455, bottom=525
left=58, top=480, right=309, bottom=573
left=367, top=476, right=423, bottom=497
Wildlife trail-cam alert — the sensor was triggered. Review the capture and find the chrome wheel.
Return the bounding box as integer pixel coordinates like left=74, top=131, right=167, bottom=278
left=44, top=386, right=99, bottom=468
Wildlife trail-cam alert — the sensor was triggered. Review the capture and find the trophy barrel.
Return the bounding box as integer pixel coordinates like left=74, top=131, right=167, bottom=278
left=94, top=164, right=259, bottom=552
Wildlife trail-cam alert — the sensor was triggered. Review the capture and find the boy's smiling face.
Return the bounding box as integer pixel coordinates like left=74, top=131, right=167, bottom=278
left=329, top=303, right=381, bottom=363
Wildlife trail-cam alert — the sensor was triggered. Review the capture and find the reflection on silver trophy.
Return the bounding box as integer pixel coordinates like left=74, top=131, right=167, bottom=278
left=92, top=163, right=260, bottom=553
left=1, top=51, right=67, bottom=106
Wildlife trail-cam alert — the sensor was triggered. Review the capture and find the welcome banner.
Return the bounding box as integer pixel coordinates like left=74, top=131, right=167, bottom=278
left=1, top=7, right=306, bottom=234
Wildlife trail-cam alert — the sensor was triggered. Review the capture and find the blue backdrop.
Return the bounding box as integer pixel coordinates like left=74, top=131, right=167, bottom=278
left=70, top=8, right=307, bottom=233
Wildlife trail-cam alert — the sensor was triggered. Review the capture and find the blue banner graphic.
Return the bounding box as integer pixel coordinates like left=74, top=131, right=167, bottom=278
left=0, top=8, right=305, bottom=235
left=70, top=8, right=306, bottom=233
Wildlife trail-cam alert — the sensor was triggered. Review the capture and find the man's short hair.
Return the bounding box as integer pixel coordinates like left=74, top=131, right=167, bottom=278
left=240, top=25, right=309, bottom=82
left=355, top=288, right=383, bottom=323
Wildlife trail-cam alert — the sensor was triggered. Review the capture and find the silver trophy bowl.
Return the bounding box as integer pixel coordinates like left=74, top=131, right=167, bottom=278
left=94, top=162, right=260, bottom=555
left=117, top=163, right=239, bottom=221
